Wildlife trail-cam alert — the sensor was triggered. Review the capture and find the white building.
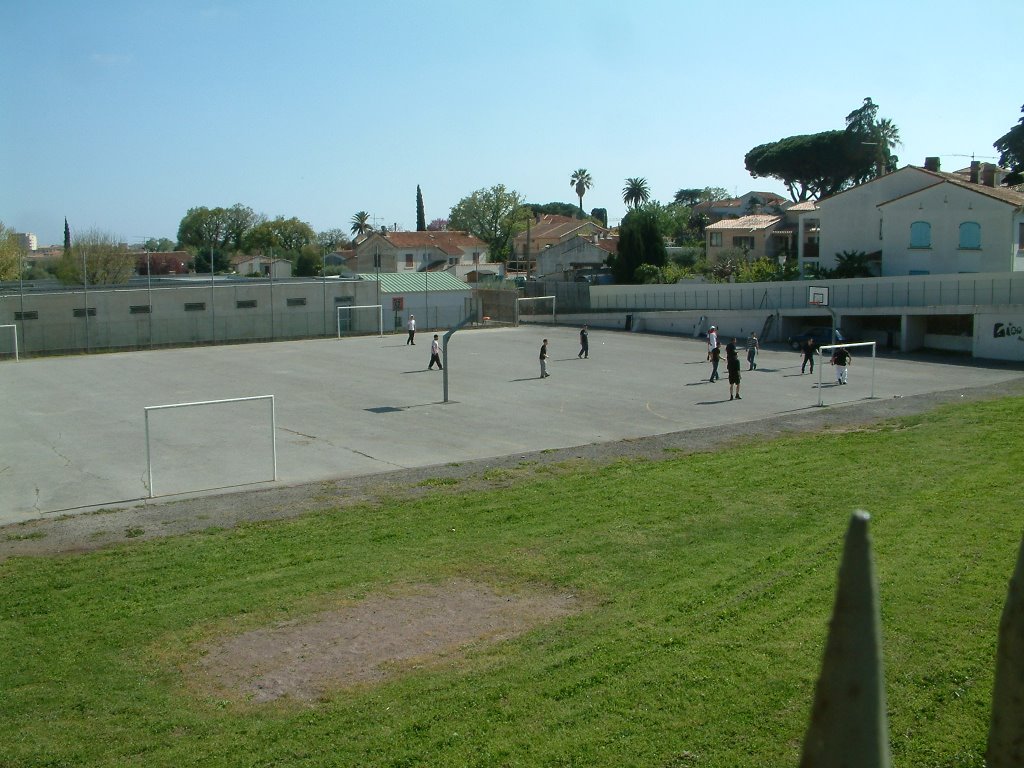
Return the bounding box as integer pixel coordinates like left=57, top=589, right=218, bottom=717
left=16, top=233, right=38, bottom=251
left=353, top=231, right=493, bottom=281
left=803, top=163, right=1024, bottom=276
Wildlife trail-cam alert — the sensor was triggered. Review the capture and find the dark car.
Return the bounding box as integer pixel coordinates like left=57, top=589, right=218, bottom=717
left=788, top=326, right=846, bottom=351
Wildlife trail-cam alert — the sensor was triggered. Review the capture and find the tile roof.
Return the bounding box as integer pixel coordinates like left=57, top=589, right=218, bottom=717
left=356, top=271, right=471, bottom=293
left=378, top=231, right=486, bottom=255
left=787, top=200, right=818, bottom=212
left=705, top=214, right=782, bottom=231
left=524, top=215, right=607, bottom=240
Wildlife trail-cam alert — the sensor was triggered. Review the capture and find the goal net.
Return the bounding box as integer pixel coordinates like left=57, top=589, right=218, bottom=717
left=144, top=395, right=277, bottom=498
left=337, top=304, right=384, bottom=338
left=516, top=295, right=556, bottom=325
left=815, top=341, right=877, bottom=406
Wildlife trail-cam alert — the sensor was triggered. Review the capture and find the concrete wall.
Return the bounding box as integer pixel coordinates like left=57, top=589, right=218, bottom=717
left=0, top=278, right=475, bottom=356
left=975, top=311, right=1024, bottom=361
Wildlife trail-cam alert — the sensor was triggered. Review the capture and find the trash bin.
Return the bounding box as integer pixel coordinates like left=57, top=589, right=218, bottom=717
left=625, top=314, right=633, bottom=331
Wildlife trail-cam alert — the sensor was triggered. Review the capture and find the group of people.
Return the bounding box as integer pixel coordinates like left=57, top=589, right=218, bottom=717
left=707, top=324, right=853, bottom=394
left=539, top=325, right=590, bottom=378
left=407, top=315, right=444, bottom=371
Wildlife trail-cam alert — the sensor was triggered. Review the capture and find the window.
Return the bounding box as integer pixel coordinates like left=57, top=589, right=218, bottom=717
left=129, top=305, right=151, bottom=314
left=184, top=302, right=206, bottom=311
left=958, top=222, right=981, bottom=249
left=73, top=307, right=97, bottom=317
left=236, top=300, right=257, bottom=309
left=14, top=311, right=38, bottom=320
left=732, top=236, right=755, bottom=250
left=910, top=221, right=931, bottom=248
left=1019, top=223, right=1024, bottom=250
left=286, top=297, right=306, bottom=307
left=405, top=253, right=414, bottom=267
left=472, top=251, right=480, bottom=263
left=709, top=232, right=723, bottom=247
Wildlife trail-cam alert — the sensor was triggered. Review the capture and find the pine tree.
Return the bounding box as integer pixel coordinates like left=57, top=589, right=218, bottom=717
left=416, top=185, right=426, bottom=231
left=64, top=218, right=71, bottom=251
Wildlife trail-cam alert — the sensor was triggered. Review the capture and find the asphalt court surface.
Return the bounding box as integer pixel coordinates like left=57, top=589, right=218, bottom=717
left=2, top=325, right=1022, bottom=525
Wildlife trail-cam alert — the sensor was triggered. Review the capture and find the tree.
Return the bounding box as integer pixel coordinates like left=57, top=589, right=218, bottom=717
left=57, top=228, right=135, bottom=285
left=994, top=104, right=1024, bottom=185
left=745, top=130, right=872, bottom=202
left=426, top=218, right=448, bottom=231
left=350, top=210, right=372, bottom=237
left=745, top=98, right=899, bottom=200
left=244, top=216, right=315, bottom=254
left=416, top=185, right=426, bottom=231
left=605, top=205, right=666, bottom=283
left=448, top=184, right=525, bottom=262
left=142, top=237, right=176, bottom=252
left=590, top=208, right=608, bottom=227
left=138, top=252, right=186, bottom=275
left=622, top=177, right=651, bottom=209
left=316, top=228, right=351, bottom=251
left=570, top=168, right=592, bottom=213
left=63, top=218, right=71, bottom=251
left=527, top=202, right=587, bottom=219
left=0, top=221, right=22, bottom=280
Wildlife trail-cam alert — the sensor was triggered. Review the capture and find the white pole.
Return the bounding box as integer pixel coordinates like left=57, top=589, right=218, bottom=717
left=270, top=395, right=278, bottom=481
left=145, top=408, right=154, bottom=497
left=816, top=349, right=824, bottom=407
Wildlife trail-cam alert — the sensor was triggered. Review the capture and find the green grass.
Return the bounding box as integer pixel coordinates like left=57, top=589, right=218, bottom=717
left=2, top=398, right=1022, bottom=767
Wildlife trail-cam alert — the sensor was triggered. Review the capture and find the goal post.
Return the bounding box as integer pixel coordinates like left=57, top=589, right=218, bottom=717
left=815, top=341, right=877, bottom=406
left=0, top=324, right=18, bottom=361
left=144, top=395, right=277, bottom=498
left=336, top=304, right=384, bottom=338
left=516, top=295, right=556, bottom=325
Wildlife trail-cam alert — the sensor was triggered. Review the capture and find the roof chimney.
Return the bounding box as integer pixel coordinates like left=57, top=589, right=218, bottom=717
left=924, top=156, right=940, bottom=172
left=981, top=163, right=998, bottom=187
left=969, top=161, right=981, bottom=184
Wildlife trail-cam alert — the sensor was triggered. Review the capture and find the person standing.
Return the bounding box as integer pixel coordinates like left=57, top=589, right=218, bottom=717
left=726, top=338, right=742, bottom=400
left=707, top=325, right=718, bottom=361
left=539, top=338, right=550, bottom=378
left=746, top=332, right=759, bottom=370
left=831, top=345, right=852, bottom=384
left=578, top=325, right=589, bottom=359
left=428, top=334, right=443, bottom=370
left=709, top=344, right=721, bottom=382
left=801, top=337, right=817, bottom=374
left=406, top=314, right=417, bottom=345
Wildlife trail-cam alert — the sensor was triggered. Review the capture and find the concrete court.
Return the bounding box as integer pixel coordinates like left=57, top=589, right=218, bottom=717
left=2, top=325, right=1022, bottom=525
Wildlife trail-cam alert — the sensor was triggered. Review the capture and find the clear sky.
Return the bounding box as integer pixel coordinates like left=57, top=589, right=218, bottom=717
left=3, top=0, right=1021, bottom=247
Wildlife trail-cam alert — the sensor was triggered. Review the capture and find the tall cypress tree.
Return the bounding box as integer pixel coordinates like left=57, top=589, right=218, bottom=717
left=64, top=218, right=71, bottom=250
left=416, top=185, right=426, bottom=231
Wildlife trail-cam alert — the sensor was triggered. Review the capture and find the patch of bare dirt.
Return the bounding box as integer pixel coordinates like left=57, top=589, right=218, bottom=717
left=191, top=580, right=581, bottom=704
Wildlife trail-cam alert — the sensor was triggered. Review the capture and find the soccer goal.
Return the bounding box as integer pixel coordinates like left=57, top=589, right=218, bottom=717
left=815, top=341, right=877, bottom=406
left=0, top=324, right=18, bottom=361
left=516, top=295, right=556, bottom=325
left=144, top=395, right=277, bottom=498
left=337, top=304, right=384, bottom=338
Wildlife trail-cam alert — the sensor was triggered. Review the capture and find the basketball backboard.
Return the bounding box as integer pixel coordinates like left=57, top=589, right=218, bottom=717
left=808, top=285, right=829, bottom=307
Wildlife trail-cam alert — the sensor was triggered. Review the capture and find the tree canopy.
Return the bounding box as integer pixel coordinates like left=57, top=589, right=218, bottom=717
left=177, top=204, right=262, bottom=252
left=244, top=216, right=316, bottom=254
left=622, top=177, right=651, bottom=209
left=448, top=184, right=524, bottom=262
left=416, top=186, right=426, bottom=231
left=0, top=221, right=22, bottom=280
left=745, top=98, right=899, bottom=201
left=570, top=169, right=592, bottom=213
left=57, top=228, right=136, bottom=285
left=994, top=104, right=1024, bottom=185
left=605, top=205, right=666, bottom=284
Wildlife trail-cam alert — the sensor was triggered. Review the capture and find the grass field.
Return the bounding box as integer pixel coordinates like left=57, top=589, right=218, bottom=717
left=2, top=397, right=1022, bottom=767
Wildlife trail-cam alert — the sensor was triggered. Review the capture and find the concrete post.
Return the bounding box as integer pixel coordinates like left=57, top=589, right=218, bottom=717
left=986, top=531, right=1024, bottom=767
left=799, top=510, right=891, bottom=768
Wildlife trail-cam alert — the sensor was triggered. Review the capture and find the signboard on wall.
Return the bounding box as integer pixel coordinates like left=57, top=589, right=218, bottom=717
left=392, top=297, right=404, bottom=311
left=974, top=313, right=1024, bottom=361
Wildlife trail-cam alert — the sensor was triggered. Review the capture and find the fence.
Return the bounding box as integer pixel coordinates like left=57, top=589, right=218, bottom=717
left=589, top=272, right=1024, bottom=313
left=803, top=511, right=1022, bottom=766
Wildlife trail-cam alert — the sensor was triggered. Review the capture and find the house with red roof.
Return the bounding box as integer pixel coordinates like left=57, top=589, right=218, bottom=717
left=352, top=230, right=493, bottom=281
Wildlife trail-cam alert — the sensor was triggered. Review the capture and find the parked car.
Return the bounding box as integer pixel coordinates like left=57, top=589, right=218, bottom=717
left=787, top=326, right=847, bottom=351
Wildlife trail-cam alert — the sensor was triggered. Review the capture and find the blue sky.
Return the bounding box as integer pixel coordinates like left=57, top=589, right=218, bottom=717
left=3, top=0, right=1021, bottom=247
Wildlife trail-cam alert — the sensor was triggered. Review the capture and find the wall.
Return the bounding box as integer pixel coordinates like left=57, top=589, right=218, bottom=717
left=880, top=183, right=1019, bottom=275
left=974, top=312, right=1024, bottom=361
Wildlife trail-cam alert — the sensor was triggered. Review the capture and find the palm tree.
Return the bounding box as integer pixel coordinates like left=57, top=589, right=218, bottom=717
left=350, top=211, right=371, bottom=237
left=875, top=118, right=901, bottom=174
left=622, top=177, right=651, bottom=209
left=570, top=168, right=592, bottom=214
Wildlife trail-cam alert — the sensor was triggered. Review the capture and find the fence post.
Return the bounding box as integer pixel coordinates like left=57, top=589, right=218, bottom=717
left=986, top=530, right=1024, bottom=767
left=800, top=510, right=891, bottom=768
